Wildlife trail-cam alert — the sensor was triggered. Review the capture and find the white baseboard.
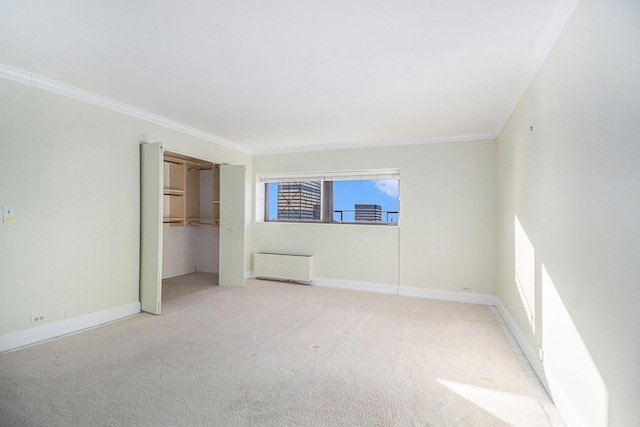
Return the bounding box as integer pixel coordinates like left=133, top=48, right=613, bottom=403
left=312, top=278, right=497, bottom=306
left=312, top=277, right=399, bottom=294
left=0, top=301, right=141, bottom=353
left=494, top=299, right=547, bottom=388
left=399, top=285, right=497, bottom=306
left=495, top=299, right=582, bottom=427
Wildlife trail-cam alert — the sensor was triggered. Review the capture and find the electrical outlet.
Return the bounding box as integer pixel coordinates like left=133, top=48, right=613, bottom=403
left=462, top=286, right=470, bottom=292
left=31, top=314, right=46, bottom=324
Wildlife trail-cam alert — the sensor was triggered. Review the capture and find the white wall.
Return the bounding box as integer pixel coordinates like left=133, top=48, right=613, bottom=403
left=496, top=0, right=640, bottom=424
left=253, top=139, right=496, bottom=294
left=255, top=222, right=399, bottom=286
left=162, top=226, right=219, bottom=279
left=0, top=77, right=251, bottom=340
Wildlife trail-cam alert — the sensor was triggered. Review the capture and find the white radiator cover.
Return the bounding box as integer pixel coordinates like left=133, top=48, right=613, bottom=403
left=254, top=253, right=313, bottom=283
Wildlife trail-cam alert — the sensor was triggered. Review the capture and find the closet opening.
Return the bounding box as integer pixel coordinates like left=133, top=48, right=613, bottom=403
left=161, top=150, right=220, bottom=302
left=141, top=142, right=245, bottom=315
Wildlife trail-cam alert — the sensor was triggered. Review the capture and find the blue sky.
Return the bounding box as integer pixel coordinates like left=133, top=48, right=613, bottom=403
left=268, top=180, right=399, bottom=222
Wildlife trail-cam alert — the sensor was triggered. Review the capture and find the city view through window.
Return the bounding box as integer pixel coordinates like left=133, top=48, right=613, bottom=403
left=266, top=180, right=399, bottom=224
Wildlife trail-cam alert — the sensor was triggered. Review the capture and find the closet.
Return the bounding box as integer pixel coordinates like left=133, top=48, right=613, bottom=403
left=162, top=151, right=220, bottom=294
left=140, top=142, right=246, bottom=315
left=162, top=152, right=220, bottom=227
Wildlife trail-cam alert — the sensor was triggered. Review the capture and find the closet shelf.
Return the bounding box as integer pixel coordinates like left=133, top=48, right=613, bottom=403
left=187, top=218, right=220, bottom=226
left=163, top=152, right=220, bottom=228
left=164, top=157, right=185, bottom=166
left=163, top=217, right=184, bottom=223
left=188, top=165, right=213, bottom=171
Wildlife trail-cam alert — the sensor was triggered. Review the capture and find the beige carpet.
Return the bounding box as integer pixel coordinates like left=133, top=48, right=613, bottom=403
left=0, top=279, right=561, bottom=426
left=162, top=272, right=218, bottom=302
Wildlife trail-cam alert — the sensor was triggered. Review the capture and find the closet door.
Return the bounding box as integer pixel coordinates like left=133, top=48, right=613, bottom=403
left=139, top=142, right=163, bottom=314
left=219, top=164, right=246, bottom=286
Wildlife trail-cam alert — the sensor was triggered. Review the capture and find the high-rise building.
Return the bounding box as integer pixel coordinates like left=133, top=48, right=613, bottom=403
left=277, top=181, right=321, bottom=220
left=355, top=204, right=382, bottom=222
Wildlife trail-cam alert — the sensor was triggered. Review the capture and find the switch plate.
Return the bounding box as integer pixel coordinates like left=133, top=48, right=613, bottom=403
left=3, top=205, right=15, bottom=224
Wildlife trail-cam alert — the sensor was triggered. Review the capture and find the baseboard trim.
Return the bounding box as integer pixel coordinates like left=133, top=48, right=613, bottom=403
left=495, top=299, right=583, bottom=427
left=0, top=301, right=141, bottom=353
left=311, top=278, right=497, bottom=306
left=312, top=277, right=398, bottom=294
left=399, top=285, right=497, bottom=306
left=494, top=299, right=547, bottom=388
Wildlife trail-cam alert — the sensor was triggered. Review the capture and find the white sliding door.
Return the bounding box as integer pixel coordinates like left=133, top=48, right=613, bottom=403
left=139, top=142, right=163, bottom=314
left=219, top=164, right=246, bottom=286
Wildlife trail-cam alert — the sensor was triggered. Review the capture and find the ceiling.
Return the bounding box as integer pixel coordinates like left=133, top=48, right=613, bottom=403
left=0, top=0, right=577, bottom=154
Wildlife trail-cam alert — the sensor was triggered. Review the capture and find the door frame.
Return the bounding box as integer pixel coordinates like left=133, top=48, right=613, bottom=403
left=139, top=142, right=246, bottom=314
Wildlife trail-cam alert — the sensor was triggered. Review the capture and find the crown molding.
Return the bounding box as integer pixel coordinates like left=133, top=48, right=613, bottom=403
left=492, top=0, right=581, bottom=136
left=0, top=63, right=253, bottom=155
left=1, top=63, right=492, bottom=157
left=0, top=64, right=32, bottom=85
left=253, top=132, right=496, bottom=156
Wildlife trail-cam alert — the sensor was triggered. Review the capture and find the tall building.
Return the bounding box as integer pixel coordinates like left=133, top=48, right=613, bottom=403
left=277, top=181, right=321, bottom=220
left=355, top=204, right=382, bottom=222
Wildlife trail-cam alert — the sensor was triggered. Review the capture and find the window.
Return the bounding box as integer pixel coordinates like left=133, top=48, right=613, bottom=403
left=267, top=181, right=322, bottom=221
left=261, top=170, right=399, bottom=225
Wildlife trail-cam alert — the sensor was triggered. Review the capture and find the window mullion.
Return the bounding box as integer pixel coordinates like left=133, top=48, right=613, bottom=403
left=322, top=181, right=333, bottom=223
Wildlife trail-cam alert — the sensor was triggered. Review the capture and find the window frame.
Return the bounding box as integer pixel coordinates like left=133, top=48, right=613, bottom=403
left=260, top=170, right=399, bottom=226
left=263, top=181, right=330, bottom=223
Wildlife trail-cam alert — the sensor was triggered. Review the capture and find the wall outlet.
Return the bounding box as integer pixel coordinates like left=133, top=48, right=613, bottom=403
left=462, top=286, right=470, bottom=292
left=31, top=314, right=46, bottom=324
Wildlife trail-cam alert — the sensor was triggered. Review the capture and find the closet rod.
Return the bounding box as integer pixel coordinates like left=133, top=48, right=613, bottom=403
left=163, top=159, right=184, bottom=165
left=188, top=166, right=213, bottom=171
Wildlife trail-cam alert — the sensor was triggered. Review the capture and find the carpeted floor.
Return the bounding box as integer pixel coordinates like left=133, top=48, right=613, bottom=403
left=0, top=279, right=563, bottom=426
left=162, top=272, right=218, bottom=302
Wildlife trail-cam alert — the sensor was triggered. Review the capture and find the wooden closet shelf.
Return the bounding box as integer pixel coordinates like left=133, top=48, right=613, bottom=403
left=187, top=218, right=220, bottom=226
left=163, top=150, right=219, bottom=228
left=163, top=217, right=184, bottom=223
left=163, top=157, right=185, bottom=165
left=188, top=165, right=213, bottom=171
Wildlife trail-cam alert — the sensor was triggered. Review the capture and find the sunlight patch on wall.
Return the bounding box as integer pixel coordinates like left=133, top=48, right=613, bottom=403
left=541, top=264, right=609, bottom=426
left=515, top=215, right=536, bottom=333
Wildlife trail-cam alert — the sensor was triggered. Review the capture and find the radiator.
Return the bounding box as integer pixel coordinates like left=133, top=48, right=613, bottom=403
left=254, top=253, right=313, bottom=284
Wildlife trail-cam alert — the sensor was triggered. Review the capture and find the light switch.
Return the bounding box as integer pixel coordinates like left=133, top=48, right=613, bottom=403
left=3, top=205, right=15, bottom=224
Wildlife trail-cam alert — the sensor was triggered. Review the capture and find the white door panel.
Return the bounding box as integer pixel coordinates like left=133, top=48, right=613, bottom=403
left=139, top=142, right=163, bottom=314
left=219, top=164, right=245, bottom=286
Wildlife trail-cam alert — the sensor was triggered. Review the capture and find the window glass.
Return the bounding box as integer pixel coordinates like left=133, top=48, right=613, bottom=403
left=265, top=178, right=399, bottom=224
left=332, top=180, right=399, bottom=224
left=267, top=181, right=322, bottom=221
